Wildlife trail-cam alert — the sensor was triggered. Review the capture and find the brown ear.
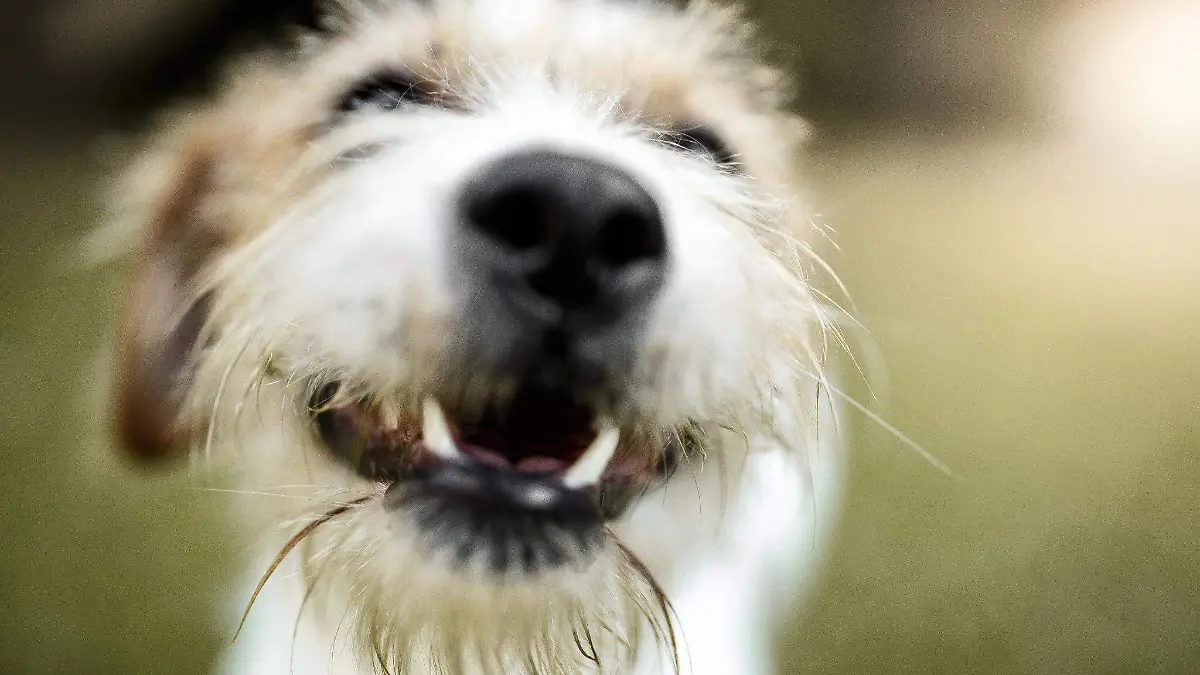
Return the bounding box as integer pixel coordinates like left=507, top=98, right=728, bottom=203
left=112, top=121, right=224, bottom=462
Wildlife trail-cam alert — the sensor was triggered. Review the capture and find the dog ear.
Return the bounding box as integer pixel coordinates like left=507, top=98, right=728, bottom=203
left=111, top=118, right=226, bottom=462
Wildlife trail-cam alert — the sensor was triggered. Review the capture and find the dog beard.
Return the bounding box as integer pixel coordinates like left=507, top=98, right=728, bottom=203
left=242, top=495, right=679, bottom=675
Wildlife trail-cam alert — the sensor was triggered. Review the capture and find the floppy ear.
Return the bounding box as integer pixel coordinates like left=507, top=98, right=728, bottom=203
left=111, top=120, right=225, bottom=462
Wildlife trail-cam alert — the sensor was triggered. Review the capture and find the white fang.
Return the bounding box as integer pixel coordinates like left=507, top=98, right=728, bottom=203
left=421, top=397, right=461, bottom=459
left=562, top=424, right=620, bottom=488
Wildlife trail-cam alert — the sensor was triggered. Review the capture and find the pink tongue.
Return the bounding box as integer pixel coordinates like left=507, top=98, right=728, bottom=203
left=460, top=445, right=510, bottom=469
left=459, top=444, right=570, bottom=475
left=515, top=457, right=570, bottom=474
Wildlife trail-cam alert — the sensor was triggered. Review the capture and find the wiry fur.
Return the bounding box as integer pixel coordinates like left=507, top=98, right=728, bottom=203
left=105, top=1, right=844, bottom=674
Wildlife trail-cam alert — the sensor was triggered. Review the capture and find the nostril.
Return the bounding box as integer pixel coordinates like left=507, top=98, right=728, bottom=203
left=458, top=150, right=669, bottom=329
left=528, top=262, right=597, bottom=311
left=467, top=187, right=553, bottom=251
left=596, top=206, right=666, bottom=267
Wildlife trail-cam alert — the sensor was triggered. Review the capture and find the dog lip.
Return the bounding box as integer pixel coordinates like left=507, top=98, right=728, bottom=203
left=384, top=458, right=609, bottom=574
left=394, top=450, right=594, bottom=510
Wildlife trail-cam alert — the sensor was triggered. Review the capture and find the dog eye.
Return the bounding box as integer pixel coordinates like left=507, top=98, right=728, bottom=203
left=665, top=126, right=737, bottom=166
left=337, top=71, right=435, bottom=113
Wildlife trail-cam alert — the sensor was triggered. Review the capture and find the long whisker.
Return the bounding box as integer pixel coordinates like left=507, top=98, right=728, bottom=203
left=233, top=496, right=373, bottom=642
left=185, top=487, right=344, bottom=502
left=610, top=535, right=680, bottom=675
left=798, top=371, right=957, bottom=478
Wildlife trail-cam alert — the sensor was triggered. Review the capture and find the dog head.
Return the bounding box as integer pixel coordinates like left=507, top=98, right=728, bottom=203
left=109, top=0, right=828, bottom=672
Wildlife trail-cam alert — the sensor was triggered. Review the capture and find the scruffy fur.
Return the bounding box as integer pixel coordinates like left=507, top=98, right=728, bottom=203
left=106, top=1, right=844, bottom=674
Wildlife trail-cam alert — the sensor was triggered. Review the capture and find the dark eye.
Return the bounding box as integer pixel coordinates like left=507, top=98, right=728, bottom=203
left=665, top=125, right=737, bottom=166
left=337, top=71, right=435, bottom=113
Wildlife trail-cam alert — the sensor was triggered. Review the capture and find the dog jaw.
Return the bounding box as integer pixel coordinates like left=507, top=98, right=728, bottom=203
left=106, top=1, right=835, bottom=674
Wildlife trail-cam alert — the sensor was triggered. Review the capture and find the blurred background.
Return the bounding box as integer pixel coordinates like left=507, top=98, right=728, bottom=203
left=2, top=0, right=1198, bottom=673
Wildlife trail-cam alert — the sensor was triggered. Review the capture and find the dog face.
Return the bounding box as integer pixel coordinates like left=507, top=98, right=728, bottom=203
left=110, top=0, right=826, bottom=672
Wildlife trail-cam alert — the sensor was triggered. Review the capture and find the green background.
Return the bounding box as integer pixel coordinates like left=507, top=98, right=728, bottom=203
left=3, top=1, right=1199, bottom=673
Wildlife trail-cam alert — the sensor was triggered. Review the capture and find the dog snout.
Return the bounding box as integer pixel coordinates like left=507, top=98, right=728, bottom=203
left=457, top=149, right=668, bottom=330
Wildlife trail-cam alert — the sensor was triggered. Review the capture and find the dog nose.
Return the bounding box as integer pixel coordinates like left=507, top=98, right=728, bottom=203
left=458, top=149, right=667, bottom=329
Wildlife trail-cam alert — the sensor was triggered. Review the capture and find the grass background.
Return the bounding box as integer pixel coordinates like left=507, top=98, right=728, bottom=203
left=3, top=1, right=1200, bottom=673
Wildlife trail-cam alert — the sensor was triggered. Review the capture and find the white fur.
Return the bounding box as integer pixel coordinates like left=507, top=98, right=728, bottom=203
left=203, top=80, right=783, bottom=426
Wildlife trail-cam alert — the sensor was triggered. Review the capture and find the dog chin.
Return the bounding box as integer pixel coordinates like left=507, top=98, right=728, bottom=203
left=270, top=465, right=676, bottom=675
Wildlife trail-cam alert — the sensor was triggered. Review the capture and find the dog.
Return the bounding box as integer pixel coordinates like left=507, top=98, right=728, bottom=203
left=105, top=1, right=844, bottom=673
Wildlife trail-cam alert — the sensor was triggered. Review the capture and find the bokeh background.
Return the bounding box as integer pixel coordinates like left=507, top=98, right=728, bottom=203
left=3, top=1, right=1198, bottom=673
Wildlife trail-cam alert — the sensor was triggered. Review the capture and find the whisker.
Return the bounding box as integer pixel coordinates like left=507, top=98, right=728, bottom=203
left=611, top=535, right=680, bottom=675
left=799, top=371, right=957, bottom=478
left=185, top=487, right=347, bottom=502
left=203, top=334, right=255, bottom=466
left=288, top=569, right=320, bottom=675
left=233, top=495, right=373, bottom=642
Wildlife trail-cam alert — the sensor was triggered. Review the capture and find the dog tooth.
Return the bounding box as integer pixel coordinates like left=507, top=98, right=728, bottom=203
left=377, top=397, right=400, bottom=429
left=562, top=423, right=620, bottom=489
left=421, top=397, right=460, bottom=459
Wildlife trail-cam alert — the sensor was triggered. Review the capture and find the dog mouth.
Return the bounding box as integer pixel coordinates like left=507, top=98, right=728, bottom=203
left=311, top=384, right=681, bottom=574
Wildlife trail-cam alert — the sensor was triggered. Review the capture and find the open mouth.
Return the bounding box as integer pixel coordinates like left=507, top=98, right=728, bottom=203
left=311, top=384, right=681, bottom=573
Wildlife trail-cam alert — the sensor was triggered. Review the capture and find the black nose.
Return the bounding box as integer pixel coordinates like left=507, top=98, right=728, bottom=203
left=458, top=149, right=668, bottom=330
